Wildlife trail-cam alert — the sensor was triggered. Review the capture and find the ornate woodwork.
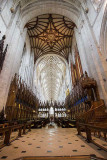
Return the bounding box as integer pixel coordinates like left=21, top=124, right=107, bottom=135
left=38, top=101, right=66, bottom=119
left=65, top=71, right=102, bottom=119
left=71, top=73, right=107, bottom=145
left=0, top=107, right=5, bottom=123
left=71, top=45, right=83, bottom=86
left=81, top=71, right=100, bottom=102
left=0, top=34, right=8, bottom=73
left=5, top=74, right=39, bottom=122
left=76, top=100, right=107, bottom=145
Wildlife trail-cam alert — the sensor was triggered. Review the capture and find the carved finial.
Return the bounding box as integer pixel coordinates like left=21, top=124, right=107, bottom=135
left=2, top=35, right=6, bottom=40
left=81, top=74, right=84, bottom=78
left=0, top=106, right=5, bottom=121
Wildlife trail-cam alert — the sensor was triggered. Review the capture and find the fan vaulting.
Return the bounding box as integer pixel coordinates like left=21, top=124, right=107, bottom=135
left=35, top=54, right=67, bottom=102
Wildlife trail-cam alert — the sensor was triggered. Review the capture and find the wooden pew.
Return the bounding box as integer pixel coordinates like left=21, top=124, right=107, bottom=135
left=77, top=123, right=107, bottom=144
left=76, top=100, right=107, bottom=151
left=0, top=121, right=33, bottom=148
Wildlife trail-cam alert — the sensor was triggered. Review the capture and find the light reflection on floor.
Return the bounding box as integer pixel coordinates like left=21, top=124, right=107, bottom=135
left=0, top=124, right=107, bottom=160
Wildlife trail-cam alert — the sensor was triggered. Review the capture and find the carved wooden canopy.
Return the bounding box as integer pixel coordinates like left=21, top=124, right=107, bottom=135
left=25, top=14, right=75, bottom=62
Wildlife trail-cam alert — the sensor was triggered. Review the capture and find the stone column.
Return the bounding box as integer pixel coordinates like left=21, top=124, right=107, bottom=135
left=0, top=6, right=27, bottom=110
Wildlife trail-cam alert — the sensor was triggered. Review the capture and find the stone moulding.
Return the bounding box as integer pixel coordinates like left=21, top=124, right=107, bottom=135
left=91, top=0, right=104, bottom=12
left=12, top=0, right=81, bottom=14
left=11, top=0, right=83, bottom=29
left=100, top=3, right=107, bottom=57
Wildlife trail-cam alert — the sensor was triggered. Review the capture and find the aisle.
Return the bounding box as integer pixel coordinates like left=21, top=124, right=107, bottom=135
left=0, top=127, right=107, bottom=160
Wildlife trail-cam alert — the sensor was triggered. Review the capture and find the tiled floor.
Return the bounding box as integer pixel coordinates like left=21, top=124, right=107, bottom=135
left=0, top=124, right=107, bottom=160
left=82, top=132, right=107, bottom=150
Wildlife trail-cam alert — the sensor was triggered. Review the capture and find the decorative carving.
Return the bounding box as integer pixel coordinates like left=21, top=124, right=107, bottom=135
left=0, top=107, right=5, bottom=123
left=6, top=74, right=39, bottom=122
left=65, top=71, right=101, bottom=119
left=0, top=34, right=8, bottom=73
left=81, top=71, right=100, bottom=101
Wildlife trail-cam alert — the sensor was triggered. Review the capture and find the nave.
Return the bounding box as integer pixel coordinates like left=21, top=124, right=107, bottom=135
left=0, top=124, right=107, bottom=160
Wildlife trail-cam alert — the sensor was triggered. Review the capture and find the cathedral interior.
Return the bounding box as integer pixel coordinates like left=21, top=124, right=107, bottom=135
left=0, top=0, right=107, bottom=160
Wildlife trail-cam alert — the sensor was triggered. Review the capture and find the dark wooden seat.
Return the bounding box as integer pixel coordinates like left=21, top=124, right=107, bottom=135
left=76, top=100, right=107, bottom=150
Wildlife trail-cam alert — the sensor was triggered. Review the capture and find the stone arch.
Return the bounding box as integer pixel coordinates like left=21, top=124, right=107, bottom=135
left=100, top=4, right=107, bottom=57
left=18, top=0, right=82, bottom=65
left=35, top=53, right=68, bottom=68
left=19, top=0, right=81, bottom=29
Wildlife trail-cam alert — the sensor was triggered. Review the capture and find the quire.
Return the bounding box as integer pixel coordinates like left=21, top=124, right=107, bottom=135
left=0, top=1, right=107, bottom=160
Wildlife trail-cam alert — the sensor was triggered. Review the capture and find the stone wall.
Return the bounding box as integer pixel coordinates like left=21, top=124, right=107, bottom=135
left=19, top=34, right=34, bottom=88
left=75, top=0, right=107, bottom=106
left=0, top=0, right=26, bottom=110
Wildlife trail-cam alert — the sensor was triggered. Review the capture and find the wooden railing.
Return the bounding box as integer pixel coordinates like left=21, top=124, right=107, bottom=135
left=0, top=121, right=33, bottom=148
left=76, top=100, right=107, bottom=151
left=0, top=123, right=9, bottom=128
left=77, top=123, right=107, bottom=141
left=76, top=100, right=105, bottom=123
left=55, top=118, right=76, bottom=128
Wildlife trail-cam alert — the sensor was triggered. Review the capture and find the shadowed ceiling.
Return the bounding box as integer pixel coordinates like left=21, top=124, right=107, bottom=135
left=25, top=14, right=75, bottom=62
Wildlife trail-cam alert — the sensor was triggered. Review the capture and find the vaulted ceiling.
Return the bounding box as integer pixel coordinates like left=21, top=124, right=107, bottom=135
left=25, top=14, right=75, bottom=62
left=25, top=14, right=75, bottom=102
left=35, top=54, right=66, bottom=102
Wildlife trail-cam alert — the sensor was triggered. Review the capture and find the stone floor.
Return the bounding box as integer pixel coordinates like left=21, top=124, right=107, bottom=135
left=0, top=124, right=107, bottom=160
left=82, top=132, right=107, bottom=150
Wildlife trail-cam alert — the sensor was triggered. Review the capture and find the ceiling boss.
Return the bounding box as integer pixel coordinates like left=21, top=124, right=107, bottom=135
left=25, top=14, right=75, bottom=61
